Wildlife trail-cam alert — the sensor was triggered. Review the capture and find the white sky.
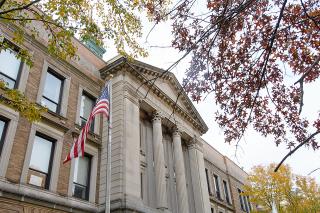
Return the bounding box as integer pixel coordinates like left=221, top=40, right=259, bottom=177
left=104, top=15, right=320, bottom=182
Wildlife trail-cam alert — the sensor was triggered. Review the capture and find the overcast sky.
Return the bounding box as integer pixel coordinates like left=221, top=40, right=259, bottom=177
left=104, top=15, right=320, bottom=182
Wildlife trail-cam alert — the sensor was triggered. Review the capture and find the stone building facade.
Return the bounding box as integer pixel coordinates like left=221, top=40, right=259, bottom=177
left=0, top=22, right=250, bottom=213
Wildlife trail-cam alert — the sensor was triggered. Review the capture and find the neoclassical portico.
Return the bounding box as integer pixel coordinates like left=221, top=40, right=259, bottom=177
left=149, top=109, right=210, bottom=213
left=100, top=56, right=211, bottom=213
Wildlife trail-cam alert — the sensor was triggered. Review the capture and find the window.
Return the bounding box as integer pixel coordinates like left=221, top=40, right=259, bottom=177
left=80, top=92, right=95, bottom=132
left=140, top=172, right=143, bottom=199
left=0, top=48, right=22, bottom=89
left=41, top=70, right=64, bottom=113
left=73, top=154, right=91, bottom=200
left=205, top=168, right=212, bottom=195
left=0, top=117, right=8, bottom=156
left=0, top=106, right=19, bottom=178
left=243, top=195, right=250, bottom=212
left=247, top=196, right=252, bottom=211
left=223, top=180, right=231, bottom=204
left=238, top=188, right=245, bottom=211
left=211, top=208, right=215, bottom=213
left=28, top=134, right=55, bottom=189
left=214, top=174, right=221, bottom=199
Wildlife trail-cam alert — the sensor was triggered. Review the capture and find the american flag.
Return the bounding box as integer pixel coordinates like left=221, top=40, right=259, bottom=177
left=63, top=83, right=110, bottom=164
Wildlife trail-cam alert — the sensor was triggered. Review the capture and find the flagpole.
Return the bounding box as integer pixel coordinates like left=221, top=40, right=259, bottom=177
left=105, top=75, right=112, bottom=213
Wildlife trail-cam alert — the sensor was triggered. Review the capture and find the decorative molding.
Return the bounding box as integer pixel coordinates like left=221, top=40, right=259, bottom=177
left=187, top=136, right=203, bottom=152
left=152, top=111, right=162, bottom=122
left=172, top=125, right=182, bottom=137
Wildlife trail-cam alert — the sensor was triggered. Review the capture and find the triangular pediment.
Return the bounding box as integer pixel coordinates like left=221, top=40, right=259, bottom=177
left=101, top=56, right=208, bottom=134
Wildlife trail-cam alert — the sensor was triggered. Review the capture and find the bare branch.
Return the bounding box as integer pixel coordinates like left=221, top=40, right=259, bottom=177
left=308, top=167, right=320, bottom=175
left=294, top=55, right=320, bottom=114
left=274, top=131, right=320, bottom=172
left=0, top=0, right=41, bottom=15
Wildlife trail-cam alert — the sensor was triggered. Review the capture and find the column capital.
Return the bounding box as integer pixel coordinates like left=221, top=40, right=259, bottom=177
left=172, top=125, right=182, bottom=137
left=187, top=136, right=203, bottom=152
left=152, top=111, right=162, bottom=122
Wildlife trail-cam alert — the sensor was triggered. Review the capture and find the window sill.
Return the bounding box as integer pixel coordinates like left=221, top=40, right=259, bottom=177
left=46, top=108, right=67, bottom=120
left=209, top=196, right=233, bottom=210
left=0, top=179, right=98, bottom=211
left=73, top=124, right=101, bottom=144
left=40, top=112, right=69, bottom=132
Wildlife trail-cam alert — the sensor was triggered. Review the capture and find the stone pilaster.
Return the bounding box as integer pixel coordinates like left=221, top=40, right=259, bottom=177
left=152, top=111, right=168, bottom=210
left=172, top=127, right=189, bottom=213
left=188, top=137, right=211, bottom=213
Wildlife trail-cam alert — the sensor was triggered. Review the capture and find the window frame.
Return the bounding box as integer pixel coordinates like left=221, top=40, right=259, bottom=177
left=0, top=41, right=23, bottom=89
left=80, top=91, right=96, bottom=133
left=37, top=60, right=70, bottom=117
left=238, top=188, right=246, bottom=211
left=223, top=180, right=231, bottom=204
left=0, top=116, right=9, bottom=156
left=0, top=105, right=19, bottom=177
left=28, top=132, right=56, bottom=189
left=76, top=86, right=100, bottom=135
left=213, top=174, right=222, bottom=200
left=20, top=122, right=64, bottom=192
left=68, top=143, right=98, bottom=203
left=41, top=69, right=64, bottom=113
left=0, top=38, right=30, bottom=92
left=205, top=168, right=212, bottom=195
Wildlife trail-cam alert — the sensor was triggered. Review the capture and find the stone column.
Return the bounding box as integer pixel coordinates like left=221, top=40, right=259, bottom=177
left=172, top=127, right=190, bottom=213
left=152, top=112, right=168, bottom=210
left=188, top=138, right=211, bottom=213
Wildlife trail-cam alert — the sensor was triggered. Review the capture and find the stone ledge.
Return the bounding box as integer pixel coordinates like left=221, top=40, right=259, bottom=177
left=0, top=178, right=98, bottom=212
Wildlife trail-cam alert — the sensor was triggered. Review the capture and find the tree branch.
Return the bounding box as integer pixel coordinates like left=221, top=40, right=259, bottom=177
left=235, top=0, right=288, bottom=145
left=294, top=55, right=320, bottom=114
left=274, top=131, right=320, bottom=172
left=0, top=0, right=41, bottom=15
left=300, top=0, right=320, bottom=31
left=0, top=0, right=6, bottom=9
left=295, top=55, right=320, bottom=84
left=308, top=167, right=320, bottom=175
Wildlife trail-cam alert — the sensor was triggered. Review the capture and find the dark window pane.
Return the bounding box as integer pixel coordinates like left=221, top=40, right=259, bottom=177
left=0, top=49, right=21, bottom=88
left=0, top=119, right=7, bottom=155
left=73, top=183, right=87, bottom=200
left=205, top=168, right=211, bottom=195
left=29, top=135, right=53, bottom=173
left=223, top=180, right=231, bottom=204
left=238, top=189, right=245, bottom=211
left=243, top=195, right=249, bottom=212
left=214, top=175, right=221, bottom=199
